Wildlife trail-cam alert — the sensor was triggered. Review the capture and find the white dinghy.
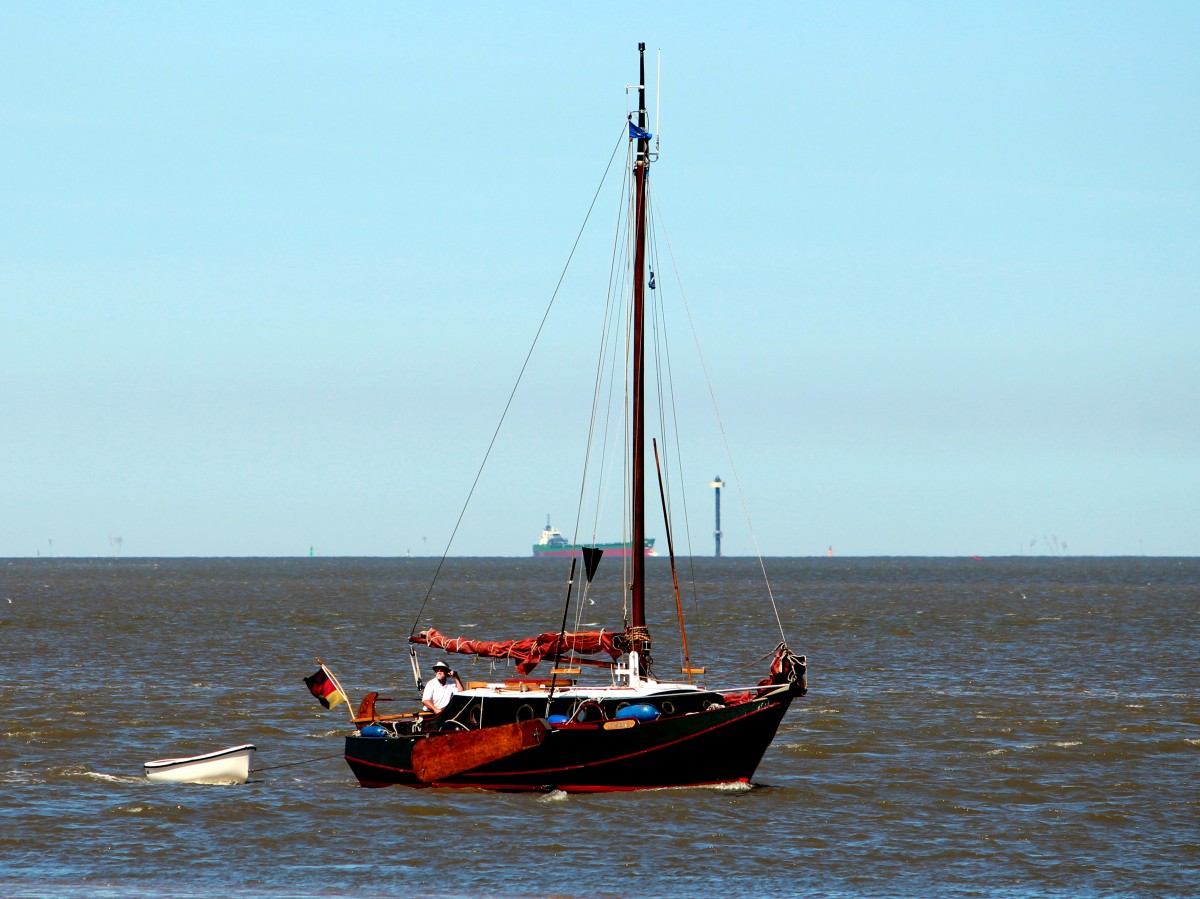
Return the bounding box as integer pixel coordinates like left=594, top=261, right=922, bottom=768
left=144, top=743, right=256, bottom=785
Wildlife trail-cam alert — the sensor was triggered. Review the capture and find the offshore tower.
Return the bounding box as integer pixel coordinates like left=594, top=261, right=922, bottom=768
left=710, top=475, right=725, bottom=557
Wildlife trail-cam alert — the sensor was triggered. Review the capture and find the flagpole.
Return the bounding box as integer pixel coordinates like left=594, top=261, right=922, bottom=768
left=316, top=657, right=356, bottom=723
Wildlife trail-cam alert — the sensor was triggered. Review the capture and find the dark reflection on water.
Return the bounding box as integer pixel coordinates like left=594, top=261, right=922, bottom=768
left=2, top=557, right=1197, bottom=897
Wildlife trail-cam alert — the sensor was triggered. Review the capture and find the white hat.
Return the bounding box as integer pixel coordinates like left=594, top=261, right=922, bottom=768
left=431, top=660, right=450, bottom=671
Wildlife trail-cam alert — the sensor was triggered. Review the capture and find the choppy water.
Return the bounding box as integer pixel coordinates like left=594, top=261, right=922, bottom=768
left=1, top=556, right=1197, bottom=897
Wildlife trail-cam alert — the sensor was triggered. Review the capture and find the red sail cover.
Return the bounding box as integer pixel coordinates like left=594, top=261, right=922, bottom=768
left=412, top=627, right=622, bottom=675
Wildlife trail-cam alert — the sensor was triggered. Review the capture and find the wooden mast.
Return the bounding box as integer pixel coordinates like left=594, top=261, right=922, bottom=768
left=629, top=42, right=651, bottom=668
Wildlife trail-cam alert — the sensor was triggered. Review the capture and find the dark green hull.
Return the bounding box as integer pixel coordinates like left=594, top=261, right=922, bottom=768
left=532, top=538, right=655, bottom=558
left=344, top=686, right=797, bottom=792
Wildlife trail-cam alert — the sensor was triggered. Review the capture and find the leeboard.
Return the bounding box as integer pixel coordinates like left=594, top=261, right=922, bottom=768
left=411, top=719, right=548, bottom=783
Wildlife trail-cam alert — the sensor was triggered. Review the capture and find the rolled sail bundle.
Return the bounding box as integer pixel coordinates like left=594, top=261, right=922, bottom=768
left=411, top=627, right=623, bottom=675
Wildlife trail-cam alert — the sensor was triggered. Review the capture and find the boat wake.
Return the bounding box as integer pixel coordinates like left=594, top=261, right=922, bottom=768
left=635, top=781, right=754, bottom=794
left=81, top=770, right=142, bottom=784
left=0, top=769, right=42, bottom=785
left=701, top=781, right=753, bottom=793
left=57, top=765, right=141, bottom=784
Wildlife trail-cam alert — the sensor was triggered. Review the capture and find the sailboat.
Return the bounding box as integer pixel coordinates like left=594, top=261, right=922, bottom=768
left=341, top=43, right=806, bottom=792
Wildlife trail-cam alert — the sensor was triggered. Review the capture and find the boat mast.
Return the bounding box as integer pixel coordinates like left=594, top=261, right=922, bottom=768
left=629, top=41, right=651, bottom=667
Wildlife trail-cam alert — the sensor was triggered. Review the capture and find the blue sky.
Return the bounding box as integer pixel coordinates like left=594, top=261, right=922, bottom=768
left=3, top=2, right=1197, bottom=557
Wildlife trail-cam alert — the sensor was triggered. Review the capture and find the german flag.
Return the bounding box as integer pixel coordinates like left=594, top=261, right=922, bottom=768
left=304, top=665, right=347, bottom=710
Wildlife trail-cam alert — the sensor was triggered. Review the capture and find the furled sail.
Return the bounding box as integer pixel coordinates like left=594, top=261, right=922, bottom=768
left=411, top=627, right=623, bottom=675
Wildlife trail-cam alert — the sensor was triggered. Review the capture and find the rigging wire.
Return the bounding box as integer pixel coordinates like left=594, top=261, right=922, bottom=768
left=650, top=191, right=791, bottom=647
left=577, top=139, right=633, bottom=554
left=589, top=138, right=640, bottom=633
left=408, top=125, right=628, bottom=637
left=566, top=139, right=634, bottom=659
left=644, top=176, right=706, bottom=672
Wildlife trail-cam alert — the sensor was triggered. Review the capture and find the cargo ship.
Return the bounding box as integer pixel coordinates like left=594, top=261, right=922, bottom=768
left=533, top=516, right=656, bottom=558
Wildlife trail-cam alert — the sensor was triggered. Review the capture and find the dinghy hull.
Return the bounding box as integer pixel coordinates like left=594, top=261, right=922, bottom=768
left=144, top=743, right=256, bottom=785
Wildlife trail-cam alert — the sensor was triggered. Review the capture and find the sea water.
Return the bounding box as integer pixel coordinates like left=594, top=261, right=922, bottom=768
left=1, top=556, right=1197, bottom=897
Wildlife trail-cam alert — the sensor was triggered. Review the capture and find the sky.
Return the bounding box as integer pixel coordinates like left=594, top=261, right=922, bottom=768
left=2, top=2, right=1197, bottom=558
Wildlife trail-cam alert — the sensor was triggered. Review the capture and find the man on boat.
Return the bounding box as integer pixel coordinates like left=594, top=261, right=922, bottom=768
left=422, top=660, right=463, bottom=713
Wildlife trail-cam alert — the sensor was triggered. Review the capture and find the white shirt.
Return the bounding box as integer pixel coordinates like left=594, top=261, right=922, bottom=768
left=422, top=675, right=460, bottom=712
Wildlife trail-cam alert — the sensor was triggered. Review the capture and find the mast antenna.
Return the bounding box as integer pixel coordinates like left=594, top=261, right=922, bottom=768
left=655, top=49, right=661, bottom=155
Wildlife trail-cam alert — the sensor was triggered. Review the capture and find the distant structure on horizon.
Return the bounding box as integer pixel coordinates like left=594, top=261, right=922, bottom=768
left=710, top=475, right=725, bottom=558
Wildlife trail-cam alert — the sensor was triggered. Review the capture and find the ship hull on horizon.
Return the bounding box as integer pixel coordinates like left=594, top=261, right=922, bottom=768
left=532, top=540, right=656, bottom=558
